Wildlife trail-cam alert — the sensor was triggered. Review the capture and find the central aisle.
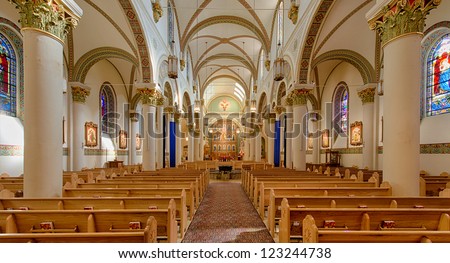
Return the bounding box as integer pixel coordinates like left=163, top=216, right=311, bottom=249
left=182, top=181, right=275, bottom=243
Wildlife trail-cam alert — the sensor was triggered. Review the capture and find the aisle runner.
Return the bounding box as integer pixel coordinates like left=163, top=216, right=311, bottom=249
left=182, top=182, right=274, bottom=243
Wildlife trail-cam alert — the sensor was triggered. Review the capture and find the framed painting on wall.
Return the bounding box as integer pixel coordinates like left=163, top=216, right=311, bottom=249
left=119, top=130, right=127, bottom=149
left=136, top=133, right=141, bottom=151
left=321, top=129, right=330, bottom=148
left=85, top=122, right=98, bottom=147
left=350, top=121, right=363, bottom=146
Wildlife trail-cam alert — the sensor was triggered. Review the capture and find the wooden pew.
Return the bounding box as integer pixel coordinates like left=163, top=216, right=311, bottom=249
left=0, top=217, right=157, bottom=243
left=75, top=181, right=201, bottom=210
left=0, top=195, right=188, bottom=239
left=278, top=199, right=450, bottom=243
left=301, top=215, right=450, bottom=243
left=268, top=192, right=450, bottom=237
left=0, top=203, right=177, bottom=242
left=62, top=187, right=196, bottom=220
left=252, top=179, right=376, bottom=207
left=258, top=182, right=393, bottom=218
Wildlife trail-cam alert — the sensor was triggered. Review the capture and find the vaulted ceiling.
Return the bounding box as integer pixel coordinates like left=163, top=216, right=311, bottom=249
left=171, top=0, right=284, bottom=101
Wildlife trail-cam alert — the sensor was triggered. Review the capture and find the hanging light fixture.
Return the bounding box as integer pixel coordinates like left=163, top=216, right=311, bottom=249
left=168, top=54, right=178, bottom=79
left=274, top=1, right=286, bottom=81
left=167, top=3, right=178, bottom=79
left=250, top=100, right=257, bottom=113
left=194, top=100, right=200, bottom=113
left=274, top=57, right=286, bottom=81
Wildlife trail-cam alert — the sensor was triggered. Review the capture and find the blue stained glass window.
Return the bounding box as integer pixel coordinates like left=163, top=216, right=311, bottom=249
left=333, top=83, right=349, bottom=136
left=341, top=90, right=349, bottom=133
left=99, top=84, right=115, bottom=134
left=0, top=33, right=16, bottom=117
left=427, top=34, right=450, bottom=116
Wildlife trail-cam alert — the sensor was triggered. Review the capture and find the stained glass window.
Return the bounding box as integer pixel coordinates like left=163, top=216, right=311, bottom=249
left=427, top=34, right=450, bottom=116
left=333, top=83, right=349, bottom=136
left=99, top=84, right=115, bottom=134
left=341, top=89, right=349, bottom=133
left=0, top=33, right=16, bottom=116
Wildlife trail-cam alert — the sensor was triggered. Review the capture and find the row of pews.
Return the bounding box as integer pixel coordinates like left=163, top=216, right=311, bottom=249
left=241, top=167, right=450, bottom=243
left=0, top=167, right=209, bottom=243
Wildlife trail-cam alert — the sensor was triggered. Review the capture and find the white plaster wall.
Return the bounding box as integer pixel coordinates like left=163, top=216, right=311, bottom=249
left=424, top=0, right=450, bottom=32
left=81, top=60, right=130, bottom=168
left=0, top=115, right=24, bottom=176
left=321, top=64, right=364, bottom=135
left=420, top=155, right=450, bottom=177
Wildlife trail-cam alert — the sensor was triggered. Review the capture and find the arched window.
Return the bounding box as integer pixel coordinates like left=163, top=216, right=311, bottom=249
left=0, top=33, right=16, bottom=117
left=427, top=34, right=450, bottom=116
left=333, top=83, right=349, bottom=136
left=99, top=83, right=116, bottom=134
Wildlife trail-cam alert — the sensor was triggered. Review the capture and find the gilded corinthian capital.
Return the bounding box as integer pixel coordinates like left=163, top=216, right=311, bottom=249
left=10, top=0, right=82, bottom=41
left=367, top=0, right=441, bottom=45
left=137, top=88, right=164, bottom=106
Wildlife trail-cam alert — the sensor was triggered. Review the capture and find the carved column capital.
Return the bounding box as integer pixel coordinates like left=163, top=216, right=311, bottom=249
left=137, top=87, right=164, bottom=106
left=10, top=0, right=82, bottom=42
left=357, top=84, right=377, bottom=105
left=130, top=111, right=139, bottom=122
left=70, top=84, right=90, bottom=103
left=367, top=0, right=441, bottom=45
left=286, top=86, right=313, bottom=106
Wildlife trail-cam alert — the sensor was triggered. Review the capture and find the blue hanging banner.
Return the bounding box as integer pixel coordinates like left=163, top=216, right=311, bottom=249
left=274, top=120, right=281, bottom=167
left=170, top=121, right=176, bottom=167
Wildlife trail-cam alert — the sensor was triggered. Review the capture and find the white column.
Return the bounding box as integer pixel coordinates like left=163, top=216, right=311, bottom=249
left=188, top=122, right=194, bottom=162
left=285, top=106, right=293, bottom=169
left=137, top=86, right=159, bottom=171
left=129, top=111, right=139, bottom=165
left=141, top=104, right=151, bottom=171
left=367, top=0, right=440, bottom=195
left=176, top=114, right=182, bottom=165
left=288, top=86, right=313, bottom=171
left=310, top=113, right=321, bottom=164
left=69, top=84, right=90, bottom=171
left=156, top=106, right=164, bottom=169
left=358, top=84, right=376, bottom=170
left=254, top=127, right=262, bottom=162
left=292, top=105, right=307, bottom=171
left=17, top=1, right=82, bottom=198
left=148, top=106, right=156, bottom=171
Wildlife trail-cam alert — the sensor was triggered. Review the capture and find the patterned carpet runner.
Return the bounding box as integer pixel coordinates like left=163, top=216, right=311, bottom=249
left=182, top=182, right=274, bottom=243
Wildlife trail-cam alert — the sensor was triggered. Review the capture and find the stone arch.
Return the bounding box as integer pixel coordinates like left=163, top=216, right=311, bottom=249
left=311, top=49, right=376, bottom=84
left=73, top=47, right=139, bottom=83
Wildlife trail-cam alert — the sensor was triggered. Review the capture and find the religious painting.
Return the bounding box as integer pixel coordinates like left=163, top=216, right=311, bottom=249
left=135, top=133, right=142, bottom=151
left=350, top=121, right=363, bottom=146
left=119, top=130, right=127, bottom=149
left=321, top=129, right=329, bottom=148
left=307, top=133, right=314, bottom=150
left=84, top=122, right=98, bottom=147
left=427, top=35, right=450, bottom=116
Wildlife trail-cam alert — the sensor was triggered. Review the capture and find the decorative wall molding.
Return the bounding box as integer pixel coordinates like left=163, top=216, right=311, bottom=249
left=298, top=0, right=335, bottom=83
left=0, top=145, right=23, bottom=156
left=118, top=0, right=153, bottom=82
left=83, top=148, right=129, bottom=156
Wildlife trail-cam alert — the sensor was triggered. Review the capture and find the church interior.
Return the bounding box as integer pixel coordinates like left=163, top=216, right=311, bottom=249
left=1, top=0, right=450, bottom=243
